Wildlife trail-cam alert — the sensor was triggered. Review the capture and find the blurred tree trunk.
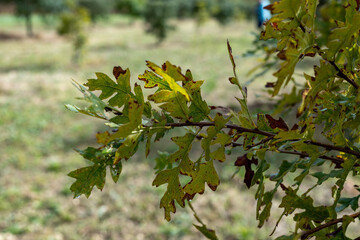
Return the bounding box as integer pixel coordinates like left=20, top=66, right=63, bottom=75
left=25, top=13, right=34, bottom=37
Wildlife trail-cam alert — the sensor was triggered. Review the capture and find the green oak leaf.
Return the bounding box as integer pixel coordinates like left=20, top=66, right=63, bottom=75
left=189, top=91, right=210, bottom=122
left=336, top=196, right=360, bottom=212
left=148, top=90, right=189, bottom=119
left=311, top=169, right=344, bottom=185
left=324, top=9, right=360, bottom=61
left=85, top=67, right=132, bottom=108
left=280, top=187, right=329, bottom=223
left=110, top=162, right=122, bottom=183
left=169, top=133, right=196, bottom=163
left=210, top=133, right=232, bottom=162
left=65, top=81, right=107, bottom=119
left=68, top=164, right=106, bottom=198
left=201, top=113, right=228, bottom=161
left=76, top=147, right=105, bottom=164
left=183, top=79, right=210, bottom=122
left=152, top=167, right=185, bottom=221
left=183, top=160, right=220, bottom=198
left=107, top=98, right=144, bottom=143
left=298, top=61, right=336, bottom=116
left=272, top=30, right=315, bottom=95
left=114, top=132, right=142, bottom=164
left=267, top=0, right=302, bottom=27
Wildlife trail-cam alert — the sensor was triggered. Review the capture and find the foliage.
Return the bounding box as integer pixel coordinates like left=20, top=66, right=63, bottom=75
left=68, top=0, right=360, bottom=239
left=3, top=0, right=66, bottom=37
left=143, top=0, right=176, bottom=43
left=78, top=0, right=114, bottom=22
left=212, top=0, right=239, bottom=25
left=114, top=0, right=146, bottom=17
left=195, top=0, right=210, bottom=27
left=57, top=0, right=90, bottom=64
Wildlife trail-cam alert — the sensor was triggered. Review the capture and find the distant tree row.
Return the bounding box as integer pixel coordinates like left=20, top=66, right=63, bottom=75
left=0, top=0, right=257, bottom=37
left=0, top=0, right=258, bottom=63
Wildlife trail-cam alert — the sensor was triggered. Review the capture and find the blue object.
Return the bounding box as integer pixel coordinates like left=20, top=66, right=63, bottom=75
left=257, top=0, right=271, bottom=28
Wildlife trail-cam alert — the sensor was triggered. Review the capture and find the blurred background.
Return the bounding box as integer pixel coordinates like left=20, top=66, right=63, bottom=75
left=0, top=0, right=299, bottom=239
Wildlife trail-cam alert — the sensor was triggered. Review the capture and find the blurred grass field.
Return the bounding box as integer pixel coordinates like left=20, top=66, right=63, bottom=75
left=0, top=14, right=300, bottom=240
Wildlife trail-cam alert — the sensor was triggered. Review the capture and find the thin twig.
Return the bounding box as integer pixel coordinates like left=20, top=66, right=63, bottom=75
left=301, top=211, right=360, bottom=239
left=246, top=136, right=274, bottom=149
left=305, top=140, right=360, bottom=158
left=277, top=150, right=355, bottom=167
left=163, top=122, right=360, bottom=158
left=230, top=142, right=355, bottom=167
left=328, top=61, right=359, bottom=89
left=165, top=122, right=275, bottom=137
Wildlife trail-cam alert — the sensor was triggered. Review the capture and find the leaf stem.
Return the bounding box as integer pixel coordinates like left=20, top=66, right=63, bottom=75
left=300, top=211, right=360, bottom=239
left=188, top=201, right=205, bottom=225
left=165, top=122, right=275, bottom=137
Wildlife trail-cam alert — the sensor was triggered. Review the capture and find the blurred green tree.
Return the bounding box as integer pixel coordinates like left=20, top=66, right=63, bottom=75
left=144, top=0, right=176, bottom=43
left=115, top=0, right=146, bottom=17
left=57, top=0, right=90, bottom=64
left=1, top=0, right=66, bottom=37
left=195, top=0, right=210, bottom=28
left=78, top=0, right=114, bottom=23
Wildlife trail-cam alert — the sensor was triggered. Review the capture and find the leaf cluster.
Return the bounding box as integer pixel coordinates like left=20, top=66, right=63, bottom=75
left=67, top=0, right=360, bottom=239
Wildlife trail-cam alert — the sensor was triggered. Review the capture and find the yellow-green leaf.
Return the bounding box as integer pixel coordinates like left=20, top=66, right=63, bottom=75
left=183, top=160, right=220, bottom=196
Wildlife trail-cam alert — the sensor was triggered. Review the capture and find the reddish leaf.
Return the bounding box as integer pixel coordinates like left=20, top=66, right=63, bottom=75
left=235, top=154, right=258, bottom=188
left=265, top=82, right=275, bottom=88
left=291, top=124, right=299, bottom=131
left=277, top=50, right=287, bottom=60
left=234, top=154, right=248, bottom=167
left=113, top=66, right=127, bottom=80
left=265, top=114, right=289, bottom=131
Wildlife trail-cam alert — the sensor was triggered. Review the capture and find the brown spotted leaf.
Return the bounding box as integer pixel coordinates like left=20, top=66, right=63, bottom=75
left=152, top=167, right=185, bottom=221
left=183, top=160, right=220, bottom=198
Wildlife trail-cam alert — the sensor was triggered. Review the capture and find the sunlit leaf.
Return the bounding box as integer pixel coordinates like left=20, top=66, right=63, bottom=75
left=85, top=67, right=132, bottom=108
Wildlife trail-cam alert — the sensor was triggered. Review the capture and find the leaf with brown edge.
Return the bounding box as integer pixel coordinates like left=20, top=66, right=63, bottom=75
left=235, top=154, right=258, bottom=188
left=265, top=114, right=289, bottom=131
left=168, top=133, right=196, bottom=176
left=183, top=160, right=220, bottom=198
left=138, top=70, right=171, bottom=90
left=161, top=61, right=187, bottom=82
left=152, top=167, right=185, bottom=221
left=85, top=69, right=131, bottom=108
left=145, top=61, right=190, bottom=101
